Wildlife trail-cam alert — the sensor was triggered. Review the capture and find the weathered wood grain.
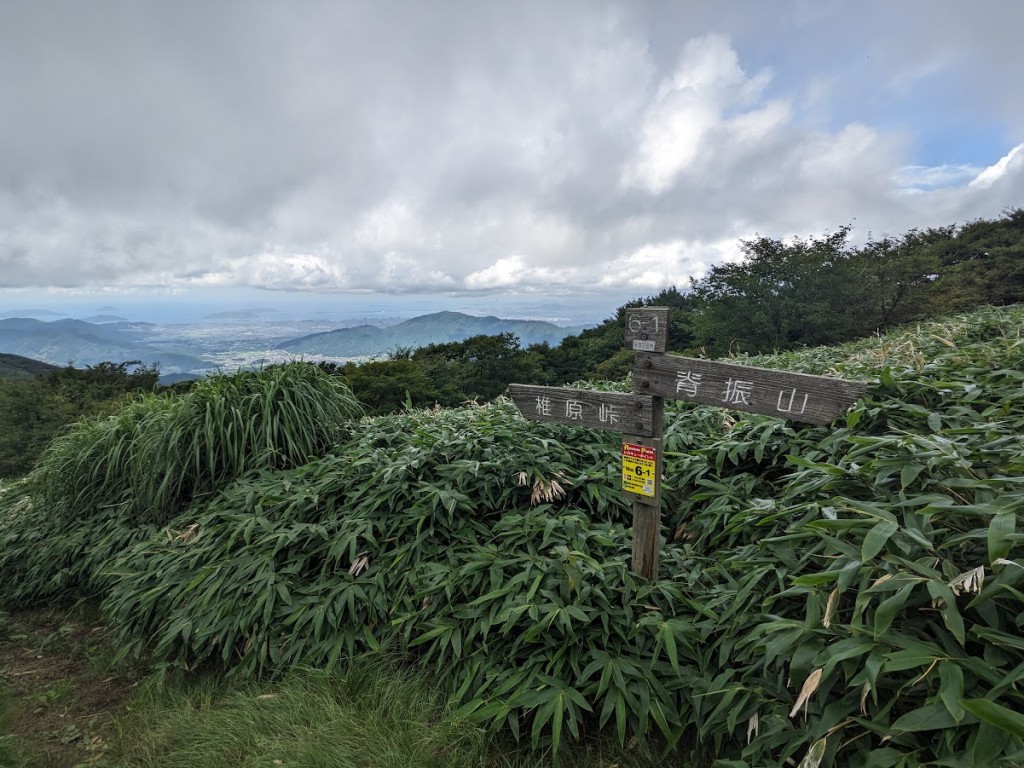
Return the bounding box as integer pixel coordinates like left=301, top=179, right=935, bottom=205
left=624, top=307, right=669, bottom=353
left=508, top=384, right=656, bottom=436
left=632, top=352, right=866, bottom=425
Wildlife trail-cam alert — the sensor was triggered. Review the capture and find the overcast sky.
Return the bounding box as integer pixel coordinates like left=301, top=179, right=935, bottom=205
left=1, top=0, right=1022, bottom=316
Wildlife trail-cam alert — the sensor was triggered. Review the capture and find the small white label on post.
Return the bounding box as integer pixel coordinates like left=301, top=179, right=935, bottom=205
left=632, top=340, right=656, bottom=351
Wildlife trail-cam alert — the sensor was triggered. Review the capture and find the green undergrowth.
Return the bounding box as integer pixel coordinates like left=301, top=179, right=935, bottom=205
left=114, top=659, right=673, bottom=768
left=0, top=652, right=16, bottom=768
left=2, top=306, right=1024, bottom=766
left=0, top=363, right=363, bottom=606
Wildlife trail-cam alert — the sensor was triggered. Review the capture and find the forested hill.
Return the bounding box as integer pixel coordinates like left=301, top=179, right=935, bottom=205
left=332, top=208, right=1024, bottom=412
left=0, top=353, right=59, bottom=380
left=560, top=207, right=1024, bottom=362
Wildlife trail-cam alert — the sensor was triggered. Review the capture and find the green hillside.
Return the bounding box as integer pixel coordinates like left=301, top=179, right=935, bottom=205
left=0, top=317, right=211, bottom=373
left=2, top=305, right=1023, bottom=766
left=0, top=353, right=58, bottom=380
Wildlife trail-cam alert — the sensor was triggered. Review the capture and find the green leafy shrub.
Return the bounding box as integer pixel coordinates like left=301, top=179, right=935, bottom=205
left=0, top=364, right=362, bottom=607
left=655, top=307, right=1024, bottom=766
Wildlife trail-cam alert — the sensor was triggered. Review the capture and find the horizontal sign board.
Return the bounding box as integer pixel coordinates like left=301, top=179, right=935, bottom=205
left=508, top=384, right=656, bottom=436
left=633, top=352, right=866, bottom=425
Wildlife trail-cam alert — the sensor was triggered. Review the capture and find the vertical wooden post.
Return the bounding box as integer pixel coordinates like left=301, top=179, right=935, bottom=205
left=623, top=307, right=669, bottom=579
left=625, top=396, right=663, bottom=580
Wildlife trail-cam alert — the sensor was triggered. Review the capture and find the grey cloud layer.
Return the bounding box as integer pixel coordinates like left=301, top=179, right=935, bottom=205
left=1, top=0, right=1022, bottom=295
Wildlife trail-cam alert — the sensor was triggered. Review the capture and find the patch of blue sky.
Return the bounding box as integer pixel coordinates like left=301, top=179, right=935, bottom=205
left=902, top=122, right=1011, bottom=169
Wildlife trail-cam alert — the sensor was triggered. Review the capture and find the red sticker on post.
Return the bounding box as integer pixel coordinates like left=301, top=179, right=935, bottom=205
left=622, top=442, right=656, bottom=497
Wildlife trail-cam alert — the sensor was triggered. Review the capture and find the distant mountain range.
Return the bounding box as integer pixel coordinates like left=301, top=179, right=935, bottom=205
left=0, top=310, right=587, bottom=378
left=0, top=308, right=66, bottom=318
left=80, top=314, right=129, bottom=324
left=278, top=311, right=587, bottom=357
left=0, top=317, right=213, bottom=374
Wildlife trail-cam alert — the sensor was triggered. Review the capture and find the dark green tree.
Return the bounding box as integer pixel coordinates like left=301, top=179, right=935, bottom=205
left=334, top=357, right=440, bottom=413
left=689, top=228, right=860, bottom=355
left=927, top=208, right=1024, bottom=309
left=413, top=332, right=540, bottom=403
left=0, top=361, right=159, bottom=478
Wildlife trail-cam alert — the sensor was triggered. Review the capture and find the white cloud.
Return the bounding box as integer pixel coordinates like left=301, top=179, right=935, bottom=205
left=969, top=144, right=1024, bottom=189
left=622, top=34, right=777, bottom=194
left=0, top=2, right=1022, bottom=305
left=893, top=164, right=981, bottom=192
left=596, top=238, right=746, bottom=291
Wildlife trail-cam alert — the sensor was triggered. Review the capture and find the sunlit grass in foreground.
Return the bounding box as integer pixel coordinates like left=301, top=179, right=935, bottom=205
left=116, top=660, right=685, bottom=768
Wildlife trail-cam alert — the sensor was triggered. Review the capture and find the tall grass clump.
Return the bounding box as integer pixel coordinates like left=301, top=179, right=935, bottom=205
left=115, top=661, right=497, bottom=768
left=0, top=364, right=362, bottom=607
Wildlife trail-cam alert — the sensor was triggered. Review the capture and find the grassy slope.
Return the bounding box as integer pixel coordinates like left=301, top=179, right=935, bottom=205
left=0, top=607, right=678, bottom=768
left=2, top=305, right=1024, bottom=767
left=0, top=353, right=58, bottom=380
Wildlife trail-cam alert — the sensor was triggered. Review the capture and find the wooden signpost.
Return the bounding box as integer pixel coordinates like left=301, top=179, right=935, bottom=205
left=509, top=307, right=867, bottom=579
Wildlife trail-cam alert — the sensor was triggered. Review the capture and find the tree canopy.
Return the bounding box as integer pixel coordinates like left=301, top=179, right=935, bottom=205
left=0, top=361, right=159, bottom=478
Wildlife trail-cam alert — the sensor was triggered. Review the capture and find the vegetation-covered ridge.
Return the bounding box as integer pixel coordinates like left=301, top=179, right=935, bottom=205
left=334, top=208, right=1024, bottom=413
left=0, top=360, right=161, bottom=478
left=281, top=309, right=586, bottom=356
left=0, top=352, right=59, bottom=380
left=2, top=306, right=1024, bottom=767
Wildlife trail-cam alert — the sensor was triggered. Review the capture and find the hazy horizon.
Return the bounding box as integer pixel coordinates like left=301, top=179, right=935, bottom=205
left=0, top=286, right=635, bottom=326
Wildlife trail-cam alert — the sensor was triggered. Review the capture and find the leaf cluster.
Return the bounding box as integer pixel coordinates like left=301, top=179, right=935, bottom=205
left=656, top=305, right=1024, bottom=766
left=0, top=363, right=362, bottom=606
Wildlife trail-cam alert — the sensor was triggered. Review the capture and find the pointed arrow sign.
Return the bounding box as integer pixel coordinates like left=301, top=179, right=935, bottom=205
left=507, top=384, right=656, bottom=437
left=633, top=352, right=866, bottom=425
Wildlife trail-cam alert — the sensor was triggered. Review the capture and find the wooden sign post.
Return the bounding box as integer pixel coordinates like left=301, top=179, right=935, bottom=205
left=509, top=307, right=866, bottom=579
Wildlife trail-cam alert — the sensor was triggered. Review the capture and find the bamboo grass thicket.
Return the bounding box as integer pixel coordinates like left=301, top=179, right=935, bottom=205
left=0, top=363, right=362, bottom=606
left=2, top=308, right=1024, bottom=766
left=32, top=363, right=363, bottom=527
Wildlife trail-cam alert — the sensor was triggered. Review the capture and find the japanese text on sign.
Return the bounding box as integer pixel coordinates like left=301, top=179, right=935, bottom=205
left=639, top=352, right=866, bottom=425
left=622, top=443, right=657, bottom=498
left=508, top=384, right=656, bottom=436
left=675, top=368, right=810, bottom=414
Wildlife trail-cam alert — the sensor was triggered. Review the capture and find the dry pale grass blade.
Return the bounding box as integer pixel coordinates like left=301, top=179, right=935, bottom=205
left=165, top=523, right=201, bottom=543
left=822, top=588, right=838, bottom=629
left=349, top=552, right=371, bottom=576
left=948, top=566, right=985, bottom=596
left=796, top=737, right=828, bottom=768
left=789, top=668, right=823, bottom=719
left=520, top=473, right=569, bottom=507
left=747, top=711, right=759, bottom=744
